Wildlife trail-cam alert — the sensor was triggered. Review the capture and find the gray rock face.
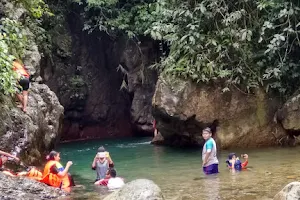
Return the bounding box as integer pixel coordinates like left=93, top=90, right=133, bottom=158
left=0, top=1, right=64, bottom=164
left=0, top=83, right=64, bottom=165
left=0, top=172, right=67, bottom=200
left=42, top=5, right=159, bottom=140
left=273, top=182, right=300, bottom=200
left=277, top=90, right=300, bottom=132
left=104, top=179, right=164, bottom=200
left=152, top=77, right=290, bottom=148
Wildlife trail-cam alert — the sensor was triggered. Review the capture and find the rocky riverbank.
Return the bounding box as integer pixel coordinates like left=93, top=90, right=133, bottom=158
left=0, top=172, right=67, bottom=200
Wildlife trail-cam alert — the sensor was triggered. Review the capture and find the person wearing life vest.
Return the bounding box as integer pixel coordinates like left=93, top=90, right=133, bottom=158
left=17, top=167, right=43, bottom=181
left=41, top=151, right=75, bottom=190
left=12, top=59, right=30, bottom=113
left=226, top=153, right=249, bottom=171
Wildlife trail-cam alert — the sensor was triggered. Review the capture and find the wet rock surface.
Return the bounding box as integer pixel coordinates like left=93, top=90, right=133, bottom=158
left=0, top=172, right=67, bottom=200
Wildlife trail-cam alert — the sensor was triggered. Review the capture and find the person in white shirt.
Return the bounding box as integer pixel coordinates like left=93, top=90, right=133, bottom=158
left=107, top=168, right=125, bottom=190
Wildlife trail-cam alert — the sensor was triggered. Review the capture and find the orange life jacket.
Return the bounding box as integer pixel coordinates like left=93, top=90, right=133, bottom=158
left=41, top=160, right=71, bottom=189
left=12, top=61, right=29, bottom=79
left=27, top=167, right=43, bottom=181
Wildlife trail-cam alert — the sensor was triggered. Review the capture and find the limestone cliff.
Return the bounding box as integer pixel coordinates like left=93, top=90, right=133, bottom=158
left=152, top=77, right=294, bottom=148
left=0, top=0, right=64, bottom=165
left=41, top=3, right=158, bottom=140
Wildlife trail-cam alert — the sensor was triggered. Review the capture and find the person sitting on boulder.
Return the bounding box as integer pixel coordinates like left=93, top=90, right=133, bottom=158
left=12, top=59, right=30, bottom=113
left=226, top=153, right=249, bottom=171
left=97, top=146, right=114, bottom=168
left=41, top=151, right=75, bottom=190
left=92, top=152, right=109, bottom=182
left=106, top=169, right=124, bottom=190
left=0, top=150, right=20, bottom=169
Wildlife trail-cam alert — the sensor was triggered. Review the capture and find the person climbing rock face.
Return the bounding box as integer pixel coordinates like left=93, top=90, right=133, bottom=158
left=12, top=59, right=30, bottom=113
left=202, top=127, right=219, bottom=175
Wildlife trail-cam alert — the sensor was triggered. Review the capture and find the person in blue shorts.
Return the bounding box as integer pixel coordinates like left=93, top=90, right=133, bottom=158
left=202, top=127, right=219, bottom=175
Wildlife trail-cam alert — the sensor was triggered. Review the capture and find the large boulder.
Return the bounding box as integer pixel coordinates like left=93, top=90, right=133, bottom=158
left=103, top=179, right=164, bottom=200
left=277, top=90, right=300, bottom=133
left=0, top=83, right=64, bottom=165
left=0, top=172, right=67, bottom=200
left=152, top=77, right=290, bottom=148
left=273, top=182, right=300, bottom=200
left=0, top=1, right=64, bottom=165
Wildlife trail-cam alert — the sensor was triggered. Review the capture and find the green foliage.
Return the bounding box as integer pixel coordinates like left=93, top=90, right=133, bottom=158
left=74, top=0, right=300, bottom=97
left=72, top=0, right=157, bottom=38
left=0, top=18, right=27, bottom=95
left=148, top=0, right=300, bottom=95
left=14, top=0, right=52, bottom=18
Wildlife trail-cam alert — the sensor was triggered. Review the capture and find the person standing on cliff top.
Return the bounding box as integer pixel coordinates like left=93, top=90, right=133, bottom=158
left=202, top=127, right=219, bottom=175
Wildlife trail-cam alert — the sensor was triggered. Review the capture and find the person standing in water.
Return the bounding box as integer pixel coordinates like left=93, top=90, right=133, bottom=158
left=92, top=152, right=109, bottom=182
left=12, top=59, right=30, bottom=113
left=202, top=127, right=219, bottom=175
left=153, top=119, right=158, bottom=137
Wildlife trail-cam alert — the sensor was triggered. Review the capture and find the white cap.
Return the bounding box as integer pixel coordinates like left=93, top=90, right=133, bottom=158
left=97, top=152, right=106, bottom=158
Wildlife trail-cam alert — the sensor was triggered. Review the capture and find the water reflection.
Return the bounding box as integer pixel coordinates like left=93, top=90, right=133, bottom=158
left=202, top=175, right=220, bottom=200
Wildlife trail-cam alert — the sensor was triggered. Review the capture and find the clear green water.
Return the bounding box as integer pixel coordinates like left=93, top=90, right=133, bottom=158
left=58, top=137, right=300, bottom=200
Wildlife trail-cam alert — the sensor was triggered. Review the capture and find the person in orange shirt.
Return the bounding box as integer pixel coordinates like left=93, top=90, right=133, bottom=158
left=12, top=59, right=30, bottom=113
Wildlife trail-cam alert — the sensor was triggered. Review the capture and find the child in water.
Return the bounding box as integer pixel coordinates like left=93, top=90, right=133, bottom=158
left=202, top=127, right=219, bottom=175
left=226, top=153, right=249, bottom=171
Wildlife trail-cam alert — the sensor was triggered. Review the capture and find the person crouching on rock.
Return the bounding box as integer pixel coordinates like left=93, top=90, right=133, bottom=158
left=0, top=150, right=20, bottom=169
left=226, top=153, right=249, bottom=171
left=202, top=127, right=219, bottom=175
left=41, top=151, right=75, bottom=190
left=92, top=152, right=109, bottom=182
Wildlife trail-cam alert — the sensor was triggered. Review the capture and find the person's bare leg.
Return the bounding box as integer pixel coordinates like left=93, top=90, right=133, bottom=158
left=22, top=90, right=28, bottom=112
left=154, top=129, right=158, bottom=137
left=16, top=93, right=23, bottom=105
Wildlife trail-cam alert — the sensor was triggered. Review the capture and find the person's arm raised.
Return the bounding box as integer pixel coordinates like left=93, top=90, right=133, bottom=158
left=57, top=161, right=73, bottom=177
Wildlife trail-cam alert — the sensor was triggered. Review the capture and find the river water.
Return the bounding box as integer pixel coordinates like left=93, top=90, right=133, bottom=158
left=58, top=137, right=300, bottom=200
